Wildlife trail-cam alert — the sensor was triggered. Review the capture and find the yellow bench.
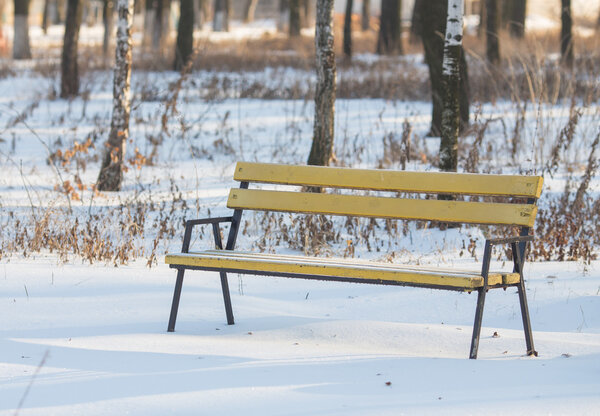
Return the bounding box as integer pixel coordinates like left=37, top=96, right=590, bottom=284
left=166, top=162, right=543, bottom=359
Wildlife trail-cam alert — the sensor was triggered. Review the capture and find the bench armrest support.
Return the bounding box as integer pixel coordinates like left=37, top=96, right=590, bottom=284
left=483, top=234, right=534, bottom=282
left=486, top=235, right=534, bottom=246
left=181, top=216, right=234, bottom=253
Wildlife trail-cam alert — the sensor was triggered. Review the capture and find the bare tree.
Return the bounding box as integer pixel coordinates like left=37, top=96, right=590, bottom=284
left=343, top=0, right=353, bottom=58
left=560, top=0, right=573, bottom=69
left=485, top=0, right=500, bottom=65
left=13, top=0, right=32, bottom=59
left=243, top=0, right=259, bottom=22
left=175, top=0, right=194, bottom=70
left=193, top=0, right=206, bottom=29
left=213, top=0, right=230, bottom=31
left=103, top=0, right=115, bottom=59
left=307, top=0, right=336, bottom=167
left=143, top=0, right=156, bottom=48
left=61, top=0, right=83, bottom=98
left=42, top=0, right=51, bottom=33
left=145, top=0, right=171, bottom=49
left=289, top=0, right=301, bottom=37
left=97, top=0, right=134, bottom=191
left=506, top=0, right=526, bottom=38
left=439, top=0, right=463, bottom=172
left=361, top=0, right=370, bottom=31
left=377, top=0, right=402, bottom=55
left=413, top=0, right=469, bottom=137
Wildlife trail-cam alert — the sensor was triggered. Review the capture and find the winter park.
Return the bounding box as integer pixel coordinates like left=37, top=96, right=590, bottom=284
left=1, top=0, right=600, bottom=414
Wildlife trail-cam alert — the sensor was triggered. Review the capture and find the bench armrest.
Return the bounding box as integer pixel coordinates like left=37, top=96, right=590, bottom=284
left=185, top=216, right=234, bottom=227
left=486, top=235, right=534, bottom=246
left=181, top=216, right=234, bottom=252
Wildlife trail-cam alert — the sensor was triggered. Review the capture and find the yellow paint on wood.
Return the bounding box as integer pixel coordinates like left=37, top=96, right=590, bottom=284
left=165, top=250, right=521, bottom=288
left=233, top=162, right=544, bottom=198
left=227, top=189, right=538, bottom=227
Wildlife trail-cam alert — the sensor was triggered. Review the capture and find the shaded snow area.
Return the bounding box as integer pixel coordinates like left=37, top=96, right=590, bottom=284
left=0, top=61, right=599, bottom=415
left=1, top=260, right=599, bottom=415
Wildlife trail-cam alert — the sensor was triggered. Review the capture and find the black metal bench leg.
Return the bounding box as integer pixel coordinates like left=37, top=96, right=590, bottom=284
left=168, top=268, right=186, bottom=332
left=517, top=279, right=537, bottom=356
left=219, top=271, right=235, bottom=325
left=469, top=288, right=487, bottom=359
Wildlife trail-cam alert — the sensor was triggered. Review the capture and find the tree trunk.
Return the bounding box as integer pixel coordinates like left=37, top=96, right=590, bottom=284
left=103, top=0, right=115, bottom=58
left=301, top=0, right=313, bottom=28
left=174, top=0, right=194, bottom=70
left=148, top=0, right=171, bottom=49
left=361, top=0, right=370, bottom=31
left=508, top=0, right=525, bottom=38
left=61, top=0, right=83, bottom=98
left=97, top=0, right=134, bottom=192
left=477, top=0, right=485, bottom=38
left=42, top=0, right=51, bottom=33
left=414, top=0, right=469, bottom=137
left=560, top=0, right=573, bottom=69
left=343, top=0, right=353, bottom=58
left=377, top=0, right=402, bottom=55
left=485, top=0, right=500, bottom=65
left=307, top=0, right=336, bottom=167
left=193, top=0, right=205, bottom=29
left=243, top=0, right=259, bottom=22
left=213, top=0, right=229, bottom=31
left=439, top=0, right=463, bottom=173
left=289, top=0, right=301, bottom=37
left=143, top=0, right=155, bottom=48
left=13, top=0, right=32, bottom=59
left=278, top=0, right=289, bottom=32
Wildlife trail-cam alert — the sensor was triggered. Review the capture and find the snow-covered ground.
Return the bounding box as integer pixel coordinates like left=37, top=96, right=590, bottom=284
left=1, top=258, right=599, bottom=415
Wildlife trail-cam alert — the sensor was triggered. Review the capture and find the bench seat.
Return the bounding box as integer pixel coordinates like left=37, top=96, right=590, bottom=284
left=166, top=250, right=520, bottom=290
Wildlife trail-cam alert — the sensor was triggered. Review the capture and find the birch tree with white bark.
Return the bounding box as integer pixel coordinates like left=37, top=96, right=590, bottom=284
left=97, top=0, right=134, bottom=191
left=439, top=0, right=463, bottom=172
left=307, top=0, right=336, bottom=167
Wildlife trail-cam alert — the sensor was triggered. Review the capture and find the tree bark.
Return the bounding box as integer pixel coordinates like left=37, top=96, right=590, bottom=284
left=42, top=0, right=51, bottom=33
left=13, top=0, right=32, bottom=59
left=476, top=0, right=485, bottom=38
left=193, top=0, right=205, bottom=29
left=289, top=0, right=301, bottom=37
left=143, top=0, right=156, bottom=48
left=560, top=0, right=573, bottom=69
left=61, top=0, right=83, bottom=98
left=508, top=0, right=526, bottom=38
left=97, top=0, right=134, bottom=192
left=103, top=0, right=115, bottom=58
left=414, top=0, right=469, bottom=137
left=377, top=0, right=402, bottom=55
left=213, top=0, right=230, bottom=31
left=243, top=0, right=259, bottom=22
left=307, top=0, right=336, bottom=167
left=278, top=0, right=289, bottom=32
left=174, top=0, right=194, bottom=70
left=439, top=0, right=463, bottom=172
left=485, top=0, right=500, bottom=65
left=343, top=0, right=353, bottom=58
left=361, top=0, right=370, bottom=31
left=157, top=0, right=172, bottom=47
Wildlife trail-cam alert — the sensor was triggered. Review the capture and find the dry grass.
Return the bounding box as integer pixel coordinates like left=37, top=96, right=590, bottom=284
left=1, top=26, right=599, bottom=265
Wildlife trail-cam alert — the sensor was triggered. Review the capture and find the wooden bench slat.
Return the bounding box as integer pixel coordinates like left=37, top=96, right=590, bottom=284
left=166, top=251, right=521, bottom=289
left=233, top=162, right=544, bottom=198
left=227, top=189, right=538, bottom=227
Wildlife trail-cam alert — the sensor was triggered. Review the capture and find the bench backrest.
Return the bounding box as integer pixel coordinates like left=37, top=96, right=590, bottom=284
left=227, top=162, right=543, bottom=227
